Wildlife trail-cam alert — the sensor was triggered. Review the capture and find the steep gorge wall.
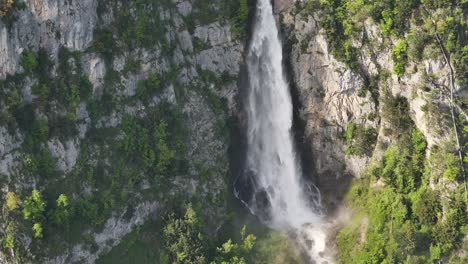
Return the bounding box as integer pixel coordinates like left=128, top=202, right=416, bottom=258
left=278, top=1, right=467, bottom=262
left=277, top=0, right=465, bottom=211
left=0, top=0, right=246, bottom=262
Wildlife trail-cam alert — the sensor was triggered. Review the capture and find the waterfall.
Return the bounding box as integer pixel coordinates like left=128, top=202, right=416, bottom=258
left=236, top=0, right=332, bottom=262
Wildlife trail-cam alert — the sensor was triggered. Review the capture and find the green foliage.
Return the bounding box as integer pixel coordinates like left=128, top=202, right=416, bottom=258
left=2, top=234, right=15, bottom=250
left=214, top=227, right=256, bottom=264
left=22, top=147, right=57, bottom=179
left=338, top=123, right=467, bottom=263
left=2, top=222, right=17, bottom=250
left=253, top=232, right=304, bottom=264
left=5, top=191, right=21, bottom=211
left=76, top=197, right=99, bottom=225
left=443, top=153, right=461, bottom=181
left=32, top=223, right=43, bottom=238
left=49, top=194, right=72, bottom=226
left=96, top=0, right=167, bottom=53
left=313, top=0, right=360, bottom=70
left=120, top=103, right=186, bottom=179
left=344, top=122, right=377, bottom=156
left=136, top=73, right=162, bottom=100
left=161, top=205, right=261, bottom=264
left=427, top=144, right=464, bottom=183
left=380, top=90, right=412, bottom=134
left=154, top=121, right=176, bottom=176
left=411, top=188, right=440, bottom=225
left=163, top=205, right=207, bottom=263
left=392, top=39, right=408, bottom=77
left=304, top=0, right=417, bottom=70
left=375, top=129, right=427, bottom=194
left=20, top=50, right=38, bottom=72
left=231, top=0, right=250, bottom=37
left=23, top=189, right=46, bottom=221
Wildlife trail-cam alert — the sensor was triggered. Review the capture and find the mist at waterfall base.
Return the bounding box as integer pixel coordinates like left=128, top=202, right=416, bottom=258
left=234, top=0, right=332, bottom=263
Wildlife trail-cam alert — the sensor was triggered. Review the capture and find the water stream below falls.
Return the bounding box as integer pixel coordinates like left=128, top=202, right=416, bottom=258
left=236, top=0, right=333, bottom=263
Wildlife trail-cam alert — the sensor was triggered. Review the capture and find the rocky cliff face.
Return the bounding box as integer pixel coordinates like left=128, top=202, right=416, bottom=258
left=0, top=0, right=245, bottom=262
left=1, top=0, right=466, bottom=262
left=0, top=0, right=98, bottom=78
left=278, top=1, right=467, bottom=262
left=277, top=1, right=465, bottom=212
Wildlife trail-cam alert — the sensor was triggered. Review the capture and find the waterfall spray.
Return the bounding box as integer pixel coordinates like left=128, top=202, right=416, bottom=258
left=236, top=0, right=332, bottom=262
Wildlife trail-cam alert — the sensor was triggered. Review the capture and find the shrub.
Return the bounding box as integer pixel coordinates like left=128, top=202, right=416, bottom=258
left=345, top=122, right=377, bottom=156
left=163, top=205, right=207, bottom=263
left=32, top=223, right=43, bottom=238
left=392, top=39, right=408, bottom=77
left=23, top=189, right=46, bottom=221
left=136, top=73, right=162, bottom=100
left=5, top=191, right=21, bottom=211
left=50, top=194, right=72, bottom=226
left=380, top=91, right=412, bottom=133
left=20, top=50, right=38, bottom=72
left=155, top=121, right=175, bottom=176
left=2, top=234, right=15, bottom=249
left=443, top=154, right=461, bottom=181
left=411, top=188, right=440, bottom=225
left=232, top=0, right=249, bottom=37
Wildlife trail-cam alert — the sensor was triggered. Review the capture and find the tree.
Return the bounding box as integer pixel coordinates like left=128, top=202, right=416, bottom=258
left=443, top=154, right=460, bottom=181
left=20, top=50, right=38, bottom=72
left=412, top=189, right=440, bottom=225
left=50, top=194, right=72, bottom=226
left=393, top=39, right=408, bottom=77
left=155, top=121, right=175, bottom=175
left=215, top=226, right=257, bottom=264
left=32, top=223, right=43, bottom=238
left=163, top=205, right=207, bottom=264
left=23, top=189, right=46, bottom=221
left=5, top=191, right=21, bottom=211
left=2, top=234, right=15, bottom=249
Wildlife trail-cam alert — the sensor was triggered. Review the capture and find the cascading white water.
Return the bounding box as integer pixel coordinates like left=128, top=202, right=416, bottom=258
left=240, top=0, right=332, bottom=262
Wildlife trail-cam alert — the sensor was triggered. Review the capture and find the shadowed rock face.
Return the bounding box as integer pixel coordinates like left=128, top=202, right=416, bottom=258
left=0, top=0, right=98, bottom=78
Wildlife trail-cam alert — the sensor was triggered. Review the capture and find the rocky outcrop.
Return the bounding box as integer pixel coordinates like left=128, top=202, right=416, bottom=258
left=44, top=201, right=159, bottom=264
left=0, top=0, right=98, bottom=78
left=279, top=11, right=375, bottom=208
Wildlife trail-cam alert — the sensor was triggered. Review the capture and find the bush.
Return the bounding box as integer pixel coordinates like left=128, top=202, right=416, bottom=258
left=231, top=0, right=249, bottom=37
left=163, top=205, right=207, bottom=263
left=49, top=194, right=72, bottom=226
left=2, top=234, right=15, bottom=249
left=392, top=39, right=408, bottom=77
left=5, top=191, right=21, bottom=211
left=345, top=122, right=377, bottom=156
left=23, top=189, right=46, bottom=221
left=443, top=154, right=461, bottom=181
left=136, top=73, right=162, bottom=100
left=76, top=197, right=99, bottom=225
left=20, top=50, right=38, bottom=72
left=32, top=223, right=43, bottom=238
left=411, top=188, right=440, bottom=225
left=380, top=91, right=412, bottom=133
